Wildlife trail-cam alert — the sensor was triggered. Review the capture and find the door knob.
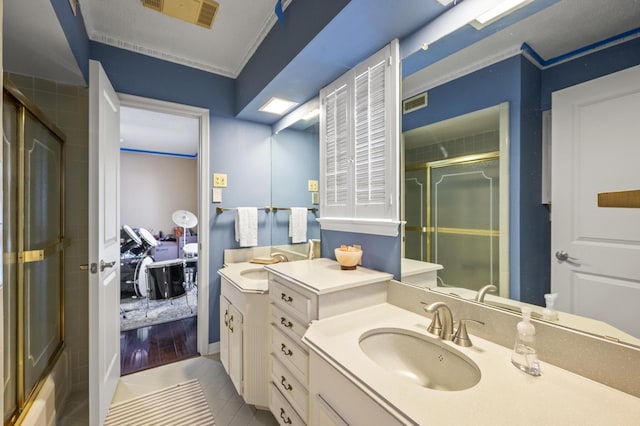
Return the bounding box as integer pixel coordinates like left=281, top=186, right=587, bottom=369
left=555, top=250, right=578, bottom=262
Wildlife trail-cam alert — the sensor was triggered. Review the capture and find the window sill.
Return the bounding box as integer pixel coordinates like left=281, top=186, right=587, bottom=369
left=317, top=217, right=402, bottom=237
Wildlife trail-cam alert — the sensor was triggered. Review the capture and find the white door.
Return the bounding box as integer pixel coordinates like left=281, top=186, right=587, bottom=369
left=551, top=65, right=640, bottom=339
left=88, top=60, right=121, bottom=425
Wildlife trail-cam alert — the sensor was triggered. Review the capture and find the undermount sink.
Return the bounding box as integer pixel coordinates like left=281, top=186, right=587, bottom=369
left=359, top=328, right=480, bottom=391
left=240, top=268, right=268, bottom=280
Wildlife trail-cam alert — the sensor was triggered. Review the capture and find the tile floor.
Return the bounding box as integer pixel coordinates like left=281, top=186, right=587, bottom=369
left=57, top=355, right=278, bottom=426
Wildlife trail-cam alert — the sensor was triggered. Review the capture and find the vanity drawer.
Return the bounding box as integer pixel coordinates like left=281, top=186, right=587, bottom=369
left=270, top=382, right=305, bottom=426
left=271, top=325, right=309, bottom=384
left=270, top=277, right=311, bottom=324
left=272, top=304, right=307, bottom=340
left=272, top=355, right=308, bottom=421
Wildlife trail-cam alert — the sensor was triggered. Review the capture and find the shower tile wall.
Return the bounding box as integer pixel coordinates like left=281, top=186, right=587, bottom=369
left=7, top=73, right=89, bottom=394
left=405, top=130, right=499, bottom=165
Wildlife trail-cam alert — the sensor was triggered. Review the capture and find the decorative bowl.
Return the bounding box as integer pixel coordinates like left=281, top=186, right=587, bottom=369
left=334, top=247, right=363, bottom=270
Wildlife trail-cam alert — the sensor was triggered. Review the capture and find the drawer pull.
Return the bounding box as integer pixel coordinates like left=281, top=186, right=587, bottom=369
left=280, top=408, right=292, bottom=425
left=280, top=343, right=293, bottom=357
left=280, top=317, right=293, bottom=328
left=281, top=293, right=293, bottom=303
left=228, top=315, right=234, bottom=333
left=280, top=375, right=293, bottom=391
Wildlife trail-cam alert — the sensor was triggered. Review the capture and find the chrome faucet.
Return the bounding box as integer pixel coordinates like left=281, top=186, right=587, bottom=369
left=422, top=301, right=454, bottom=340
left=271, top=252, right=289, bottom=263
left=475, top=284, right=497, bottom=302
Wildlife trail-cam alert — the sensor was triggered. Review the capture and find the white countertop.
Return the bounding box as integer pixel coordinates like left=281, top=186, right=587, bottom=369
left=265, top=258, right=393, bottom=295
left=303, top=303, right=640, bottom=425
left=401, top=258, right=442, bottom=276
left=218, top=262, right=268, bottom=293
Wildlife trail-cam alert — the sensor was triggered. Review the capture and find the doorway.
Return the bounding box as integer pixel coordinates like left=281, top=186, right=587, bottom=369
left=116, top=94, right=210, bottom=374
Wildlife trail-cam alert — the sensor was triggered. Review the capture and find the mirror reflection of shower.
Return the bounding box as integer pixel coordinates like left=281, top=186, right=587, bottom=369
left=403, top=105, right=506, bottom=293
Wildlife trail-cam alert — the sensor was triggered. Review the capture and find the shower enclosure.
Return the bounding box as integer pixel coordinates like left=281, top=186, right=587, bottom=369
left=405, top=153, right=500, bottom=291
left=3, top=78, right=65, bottom=424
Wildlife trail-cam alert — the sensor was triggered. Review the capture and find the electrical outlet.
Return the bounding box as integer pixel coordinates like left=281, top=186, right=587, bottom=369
left=308, top=180, right=318, bottom=192
left=213, top=173, right=227, bottom=187
left=311, top=192, right=319, bottom=205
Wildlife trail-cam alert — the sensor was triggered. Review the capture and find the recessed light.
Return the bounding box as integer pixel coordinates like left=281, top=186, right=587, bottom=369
left=259, top=97, right=299, bottom=115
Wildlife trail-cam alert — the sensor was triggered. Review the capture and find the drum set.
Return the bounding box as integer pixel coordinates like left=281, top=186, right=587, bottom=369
left=120, top=210, right=198, bottom=318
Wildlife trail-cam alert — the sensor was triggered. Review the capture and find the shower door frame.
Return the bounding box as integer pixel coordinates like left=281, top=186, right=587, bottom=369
left=3, top=78, right=66, bottom=425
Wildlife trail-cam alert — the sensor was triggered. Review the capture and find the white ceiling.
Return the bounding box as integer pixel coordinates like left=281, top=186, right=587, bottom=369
left=120, top=106, right=200, bottom=157
left=78, top=0, right=291, bottom=78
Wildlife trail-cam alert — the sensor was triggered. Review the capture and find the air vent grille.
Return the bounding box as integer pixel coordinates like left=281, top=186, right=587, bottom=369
left=142, top=0, right=163, bottom=12
left=403, top=93, right=428, bottom=114
left=197, top=0, right=219, bottom=28
left=142, top=0, right=219, bottom=29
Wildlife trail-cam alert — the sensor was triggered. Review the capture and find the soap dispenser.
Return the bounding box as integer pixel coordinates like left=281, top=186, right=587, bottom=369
left=511, top=307, right=541, bottom=376
left=542, top=293, right=559, bottom=321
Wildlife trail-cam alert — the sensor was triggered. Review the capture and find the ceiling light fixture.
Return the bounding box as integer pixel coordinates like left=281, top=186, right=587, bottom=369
left=259, top=97, right=299, bottom=115
left=473, top=0, right=532, bottom=28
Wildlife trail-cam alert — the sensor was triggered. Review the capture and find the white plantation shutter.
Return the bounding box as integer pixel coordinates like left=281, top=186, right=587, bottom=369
left=325, top=83, right=349, bottom=210
left=354, top=58, right=387, bottom=218
left=319, top=40, right=400, bottom=236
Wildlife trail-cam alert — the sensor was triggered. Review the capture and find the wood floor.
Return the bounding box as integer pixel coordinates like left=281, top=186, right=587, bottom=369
left=120, top=316, right=199, bottom=376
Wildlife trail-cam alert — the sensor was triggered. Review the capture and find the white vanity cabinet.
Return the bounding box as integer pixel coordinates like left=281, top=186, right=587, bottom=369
left=265, top=259, right=392, bottom=426
left=219, top=273, right=270, bottom=408
left=308, top=351, right=400, bottom=426
left=219, top=294, right=243, bottom=394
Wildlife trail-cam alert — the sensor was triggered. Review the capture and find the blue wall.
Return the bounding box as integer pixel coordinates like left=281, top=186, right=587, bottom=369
left=271, top=128, right=321, bottom=245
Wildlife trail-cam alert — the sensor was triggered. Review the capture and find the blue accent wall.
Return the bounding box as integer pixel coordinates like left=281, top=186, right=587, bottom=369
left=50, top=0, right=90, bottom=82
left=90, top=42, right=236, bottom=117
left=208, top=116, right=272, bottom=342
left=271, top=128, right=320, bottom=245
left=540, top=37, right=640, bottom=110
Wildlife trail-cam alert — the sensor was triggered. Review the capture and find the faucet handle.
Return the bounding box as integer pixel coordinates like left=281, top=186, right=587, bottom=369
left=452, top=319, right=485, bottom=347
left=421, top=302, right=443, bottom=336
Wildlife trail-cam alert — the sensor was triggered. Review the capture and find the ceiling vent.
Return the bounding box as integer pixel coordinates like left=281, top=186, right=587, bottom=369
left=403, top=92, right=428, bottom=114
left=142, top=0, right=220, bottom=29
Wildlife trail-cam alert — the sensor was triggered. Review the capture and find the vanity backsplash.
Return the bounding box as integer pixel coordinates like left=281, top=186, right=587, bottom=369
left=388, top=280, right=640, bottom=398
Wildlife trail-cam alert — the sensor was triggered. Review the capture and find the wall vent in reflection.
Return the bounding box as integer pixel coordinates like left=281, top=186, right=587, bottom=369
left=403, top=92, right=428, bottom=114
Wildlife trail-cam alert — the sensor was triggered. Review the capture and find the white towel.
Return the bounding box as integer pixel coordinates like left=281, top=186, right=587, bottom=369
left=235, top=207, right=258, bottom=247
left=288, top=207, right=308, bottom=244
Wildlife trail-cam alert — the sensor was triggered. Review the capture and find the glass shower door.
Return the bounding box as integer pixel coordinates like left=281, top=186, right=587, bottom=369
left=404, top=168, right=427, bottom=261
left=429, top=155, right=500, bottom=290
left=22, top=111, right=63, bottom=397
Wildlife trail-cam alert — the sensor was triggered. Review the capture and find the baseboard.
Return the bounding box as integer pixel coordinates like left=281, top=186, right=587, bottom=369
left=208, top=341, right=220, bottom=354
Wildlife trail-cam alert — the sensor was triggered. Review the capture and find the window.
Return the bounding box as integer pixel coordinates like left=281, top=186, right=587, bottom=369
left=318, top=40, right=401, bottom=236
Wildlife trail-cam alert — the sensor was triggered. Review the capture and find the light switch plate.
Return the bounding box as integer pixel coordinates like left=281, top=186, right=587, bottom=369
left=308, top=180, right=318, bottom=192
left=213, top=173, right=227, bottom=187
left=212, top=188, right=222, bottom=203
left=311, top=192, right=319, bottom=204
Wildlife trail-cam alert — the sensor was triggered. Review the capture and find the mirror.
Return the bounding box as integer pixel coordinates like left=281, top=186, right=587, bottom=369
left=270, top=103, right=321, bottom=249
left=399, top=3, right=640, bottom=347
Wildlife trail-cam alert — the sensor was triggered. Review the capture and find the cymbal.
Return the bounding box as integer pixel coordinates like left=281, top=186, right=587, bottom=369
left=172, top=210, right=198, bottom=228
